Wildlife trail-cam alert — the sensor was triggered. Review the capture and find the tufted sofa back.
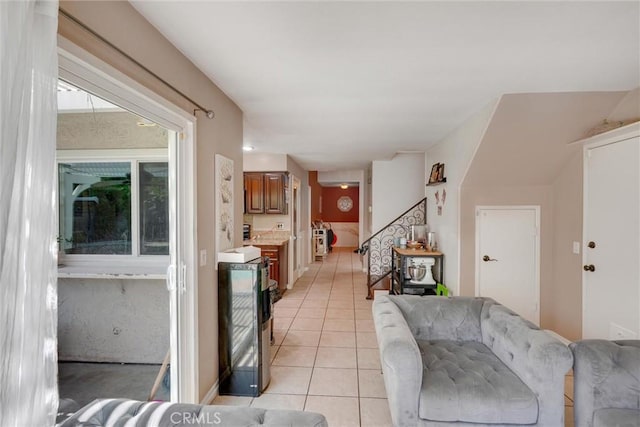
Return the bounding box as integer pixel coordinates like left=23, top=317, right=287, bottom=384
left=570, top=339, right=640, bottom=427
left=391, top=295, right=485, bottom=342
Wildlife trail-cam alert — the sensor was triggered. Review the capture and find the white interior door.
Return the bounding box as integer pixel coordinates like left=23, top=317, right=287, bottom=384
left=583, top=134, right=639, bottom=340
left=476, top=206, right=540, bottom=324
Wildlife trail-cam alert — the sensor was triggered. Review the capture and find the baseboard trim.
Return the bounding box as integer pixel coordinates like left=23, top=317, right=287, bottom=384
left=200, top=380, right=219, bottom=405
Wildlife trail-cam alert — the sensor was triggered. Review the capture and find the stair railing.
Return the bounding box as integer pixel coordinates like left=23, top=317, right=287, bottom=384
left=358, top=198, right=427, bottom=299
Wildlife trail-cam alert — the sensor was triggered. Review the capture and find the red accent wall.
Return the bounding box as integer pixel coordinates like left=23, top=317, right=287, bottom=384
left=322, top=187, right=359, bottom=223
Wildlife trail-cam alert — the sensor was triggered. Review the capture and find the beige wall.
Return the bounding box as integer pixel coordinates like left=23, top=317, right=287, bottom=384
left=371, top=153, right=425, bottom=230
left=425, top=99, right=499, bottom=295
left=58, top=1, right=244, bottom=401
left=243, top=152, right=288, bottom=171
left=549, top=152, right=583, bottom=340
left=607, top=87, right=640, bottom=121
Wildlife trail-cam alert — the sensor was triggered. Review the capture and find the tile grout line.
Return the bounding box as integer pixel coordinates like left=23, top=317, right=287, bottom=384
left=347, top=249, right=365, bottom=426
left=267, top=249, right=377, bottom=423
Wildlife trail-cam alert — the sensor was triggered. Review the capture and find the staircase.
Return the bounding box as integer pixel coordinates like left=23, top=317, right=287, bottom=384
left=357, top=198, right=427, bottom=299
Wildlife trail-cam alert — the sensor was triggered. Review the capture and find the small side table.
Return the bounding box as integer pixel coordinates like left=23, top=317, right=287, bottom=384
left=391, top=247, right=444, bottom=295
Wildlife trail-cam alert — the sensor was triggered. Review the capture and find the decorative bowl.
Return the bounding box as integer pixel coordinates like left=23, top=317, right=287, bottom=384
left=406, top=240, right=423, bottom=249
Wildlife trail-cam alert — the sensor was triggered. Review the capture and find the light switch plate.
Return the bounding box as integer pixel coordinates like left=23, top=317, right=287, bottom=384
left=277, top=222, right=284, bottom=230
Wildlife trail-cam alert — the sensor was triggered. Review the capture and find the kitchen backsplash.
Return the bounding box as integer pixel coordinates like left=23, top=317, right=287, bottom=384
left=247, top=230, right=291, bottom=240
left=244, top=214, right=291, bottom=231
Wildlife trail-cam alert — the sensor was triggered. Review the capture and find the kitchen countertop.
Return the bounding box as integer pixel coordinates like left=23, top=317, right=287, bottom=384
left=243, top=238, right=289, bottom=246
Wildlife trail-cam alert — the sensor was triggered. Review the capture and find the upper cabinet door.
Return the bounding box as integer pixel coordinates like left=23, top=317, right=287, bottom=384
left=244, top=172, right=264, bottom=214
left=264, top=173, right=287, bottom=214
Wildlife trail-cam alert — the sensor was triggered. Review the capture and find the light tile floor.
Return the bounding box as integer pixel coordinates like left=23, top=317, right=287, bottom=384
left=214, top=247, right=576, bottom=426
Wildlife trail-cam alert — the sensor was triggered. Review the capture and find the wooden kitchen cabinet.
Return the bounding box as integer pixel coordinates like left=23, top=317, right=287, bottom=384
left=244, top=172, right=264, bottom=214
left=243, top=172, right=288, bottom=214
left=264, top=173, right=287, bottom=214
left=261, top=247, right=279, bottom=287
left=256, top=243, right=289, bottom=294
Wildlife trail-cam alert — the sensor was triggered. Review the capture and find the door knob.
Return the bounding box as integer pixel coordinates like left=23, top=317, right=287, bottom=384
left=482, top=255, right=498, bottom=262
left=583, top=264, right=596, bottom=272
left=587, top=241, right=596, bottom=249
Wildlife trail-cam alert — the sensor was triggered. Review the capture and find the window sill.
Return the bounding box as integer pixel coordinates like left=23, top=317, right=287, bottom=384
left=57, top=264, right=167, bottom=280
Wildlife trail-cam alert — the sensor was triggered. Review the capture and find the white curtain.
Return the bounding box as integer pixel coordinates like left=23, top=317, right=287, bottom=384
left=0, top=1, right=59, bottom=426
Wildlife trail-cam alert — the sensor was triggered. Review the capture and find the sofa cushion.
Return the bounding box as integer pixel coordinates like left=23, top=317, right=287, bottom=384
left=417, top=340, right=539, bottom=424
left=594, top=408, right=640, bottom=427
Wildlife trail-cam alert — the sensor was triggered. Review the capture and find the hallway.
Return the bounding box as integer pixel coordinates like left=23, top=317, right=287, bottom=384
left=213, top=247, right=391, bottom=426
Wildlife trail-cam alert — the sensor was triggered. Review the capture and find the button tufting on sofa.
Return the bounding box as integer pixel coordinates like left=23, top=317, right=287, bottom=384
left=570, top=339, right=640, bottom=427
left=373, top=295, right=573, bottom=427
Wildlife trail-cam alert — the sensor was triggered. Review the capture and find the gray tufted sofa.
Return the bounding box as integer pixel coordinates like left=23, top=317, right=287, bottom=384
left=373, top=295, right=573, bottom=427
left=570, top=339, right=640, bottom=427
left=57, top=398, right=328, bottom=427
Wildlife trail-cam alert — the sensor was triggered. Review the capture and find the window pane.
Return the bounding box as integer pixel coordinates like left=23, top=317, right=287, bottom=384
left=59, top=162, right=132, bottom=254
left=139, top=162, right=169, bottom=255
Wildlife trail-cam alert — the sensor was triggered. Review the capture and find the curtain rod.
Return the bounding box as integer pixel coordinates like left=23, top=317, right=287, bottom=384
left=58, top=8, right=215, bottom=119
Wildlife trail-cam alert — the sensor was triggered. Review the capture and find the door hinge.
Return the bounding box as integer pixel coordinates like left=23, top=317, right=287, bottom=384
left=179, top=132, right=186, bottom=141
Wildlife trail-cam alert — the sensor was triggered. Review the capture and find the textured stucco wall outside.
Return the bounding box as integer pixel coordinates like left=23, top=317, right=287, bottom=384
left=58, top=278, right=169, bottom=364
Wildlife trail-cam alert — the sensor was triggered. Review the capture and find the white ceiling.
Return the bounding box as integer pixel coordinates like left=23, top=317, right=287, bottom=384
left=131, top=1, right=639, bottom=171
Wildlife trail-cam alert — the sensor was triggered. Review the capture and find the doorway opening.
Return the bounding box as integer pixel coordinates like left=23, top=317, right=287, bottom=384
left=57, top=39, right=199, bottom=404
left=56, top=81, right=173, bottom=406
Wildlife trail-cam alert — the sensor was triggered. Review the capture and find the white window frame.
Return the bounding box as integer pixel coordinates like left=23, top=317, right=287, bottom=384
left=58, top=36, right=199, bottom=404
left=57, top=148, right=170, bottom=270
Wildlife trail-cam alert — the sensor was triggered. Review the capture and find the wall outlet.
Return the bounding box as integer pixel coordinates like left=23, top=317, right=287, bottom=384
left=609, top=322, right=637, bottom=340
left=200, top=249, right=207, bottom=266
left=277, top=222, right=284, bottom=230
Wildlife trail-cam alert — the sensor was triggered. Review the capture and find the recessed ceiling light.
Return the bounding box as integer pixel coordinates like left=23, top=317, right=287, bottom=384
left=243, top=145, right=255, bottom=152
left=340, top=184, right=348, bottom=189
